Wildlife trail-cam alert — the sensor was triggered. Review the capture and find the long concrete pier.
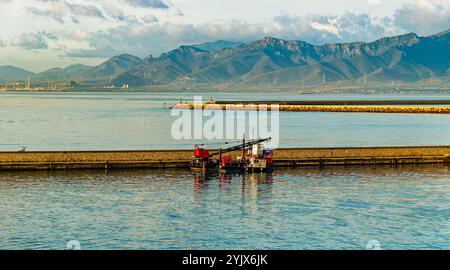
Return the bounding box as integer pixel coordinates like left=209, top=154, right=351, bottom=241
left=1, top=146, right=450, bottom=171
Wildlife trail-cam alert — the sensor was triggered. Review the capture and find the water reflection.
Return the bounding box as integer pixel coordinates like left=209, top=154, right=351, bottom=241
left=193, top=171, right=274, bottom=198
left=1, top=165, right=450, bottom=249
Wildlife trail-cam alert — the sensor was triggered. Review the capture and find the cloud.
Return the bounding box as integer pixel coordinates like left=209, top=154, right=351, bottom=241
left=66, top=2, right=104, bottom=19
left=263, top=12, right=391, bottom=44
left=26, top=6, right=65, bottom=23
left=57, top=29, right=88, bottom=41
left=64, top=20, right=265, bottom=58
left=71, top=16, right=80, bottom=24
left=121, top=0, right=169, bottom=9
left=10, top=32, right=49, bottom=49
left=103, top=4, right=126, bottom=21
left=142, top=14, right=158, bottom=24
left=103, top=3, right=158, bottom=24
left=65, top=24, right=167, bottom=58
left=41, top=31, right=59, bottom=41
left=333, top=13, right=388, bottom=42
left=71, top=29, right=88, bottom=40
left=394, top=0, right=450, bottom=35
left=265, top=14, right=339, bottom=44
left=25, top=1, right=105, bottom=24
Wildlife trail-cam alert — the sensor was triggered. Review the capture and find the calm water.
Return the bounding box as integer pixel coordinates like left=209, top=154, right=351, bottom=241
left=1, top=92, right=450, bottom=250
left=1, top=92, right=450, bottom=150
left=0, top=166, right=449, bottom=250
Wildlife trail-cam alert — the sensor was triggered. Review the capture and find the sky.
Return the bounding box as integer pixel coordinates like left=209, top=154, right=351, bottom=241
left=0, top=0, right=449, bottom=72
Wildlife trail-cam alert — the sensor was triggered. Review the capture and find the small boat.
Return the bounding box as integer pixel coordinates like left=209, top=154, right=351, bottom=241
left=245, top=146, right=273, bottom=172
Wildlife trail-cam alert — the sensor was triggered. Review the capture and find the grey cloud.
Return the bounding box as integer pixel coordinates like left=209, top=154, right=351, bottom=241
left=121, top=0, right=169, bottom=9
left=26, top=6, right=65, bottom=24
left=71, top=16, right=80, bottom=24
left=25, top=1, right=106, bottom=24
left=142, top=14, right=158, bottom=24
left=103, top=4, right=126, bottom=21
left=103, top=4, right=146, bottom=24
left=394, top=1, right=450, bottom=35
left=66, top=2, right=105, bottom=19
left=41, top=31, right=59, bottom=41
left=10, top=32, right=49, bottom=49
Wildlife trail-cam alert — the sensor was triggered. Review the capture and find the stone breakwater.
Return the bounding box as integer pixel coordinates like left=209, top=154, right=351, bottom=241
left=1, top=146, right=450, bottom=170
left=173, top=103, right=450, bottom=114
left=213, top=100, right=450, bottom=105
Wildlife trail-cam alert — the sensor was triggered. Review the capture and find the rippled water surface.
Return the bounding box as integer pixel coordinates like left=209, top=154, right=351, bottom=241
left=1, top=166, right=449, bottom=250
left=1, top=92, right=450, bottom=249
left=1, top=92, right=450, bottom=150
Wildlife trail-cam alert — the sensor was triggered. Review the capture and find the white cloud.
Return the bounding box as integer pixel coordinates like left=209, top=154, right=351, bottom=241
left=142, top=14, right=158, bottom=24
left=394, top=0, right=450, bottom=34
left=264, top=12, right=390, bottom=44
left=103, top=4, right=126, bottom=21
left=124, top=14, right=139, bottom=24
left=58, top=29, right=88, bottom=41
left=367, top=0, right=381, bottom=5
left=10, top=32, right=49, bottom=49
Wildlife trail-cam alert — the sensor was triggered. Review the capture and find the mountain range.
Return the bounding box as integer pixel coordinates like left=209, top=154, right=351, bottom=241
left=0, top=64, right=92, bottom=83
left=1, top=30, right=449, bottom=88
left=0, top=65, right=35, bottom=82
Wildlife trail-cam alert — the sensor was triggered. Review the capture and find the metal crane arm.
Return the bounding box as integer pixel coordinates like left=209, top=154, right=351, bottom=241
left=210, top=137, right=271, bottom=157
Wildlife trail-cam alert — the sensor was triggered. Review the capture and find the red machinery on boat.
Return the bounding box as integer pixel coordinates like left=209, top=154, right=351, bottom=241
left=190, top=137, right=272, bottom=172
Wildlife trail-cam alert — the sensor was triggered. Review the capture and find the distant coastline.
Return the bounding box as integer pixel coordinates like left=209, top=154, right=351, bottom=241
left=1, top=84, right=449, bottom=94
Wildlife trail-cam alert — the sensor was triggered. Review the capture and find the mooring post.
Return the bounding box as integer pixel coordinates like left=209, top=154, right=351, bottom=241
left=242, top=137, right=245, bottom=163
